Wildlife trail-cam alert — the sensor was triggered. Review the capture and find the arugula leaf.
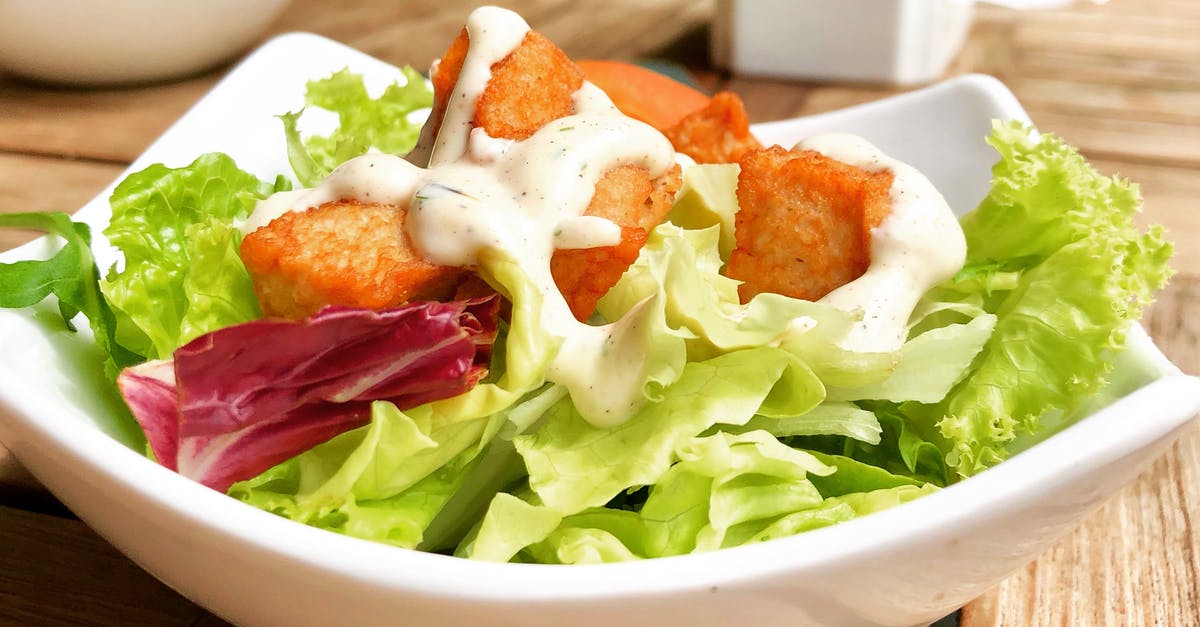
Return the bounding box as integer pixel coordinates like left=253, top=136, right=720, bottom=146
left=0, top=212, right=141, bottom=379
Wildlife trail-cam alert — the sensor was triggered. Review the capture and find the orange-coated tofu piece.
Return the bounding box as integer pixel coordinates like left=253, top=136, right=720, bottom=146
left=428, top=24, right=681, bottom=321
left=665, top=92, right=763, bottom=164
left=240, top=200, right=464, bottom=319
left=431, top=28, right=583, bottom=142
left=551, top=164, right=681, bottom=320
left=725, top=146, right=893, bottom=303
left=551, top=226, right=647, bottom=322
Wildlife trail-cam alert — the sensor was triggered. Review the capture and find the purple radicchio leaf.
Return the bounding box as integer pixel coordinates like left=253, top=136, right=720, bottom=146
left=117, top=297, right=499, bottom=492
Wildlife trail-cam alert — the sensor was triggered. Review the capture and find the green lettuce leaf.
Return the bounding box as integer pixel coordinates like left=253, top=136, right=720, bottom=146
left=477, top=430, right=935, bottom=564
left=281, top=67, right=433, bottom=186
left=668, top=163, right=740, bottom=260
left=516, top=348, right=820, bottom=515
left=461, top=347, right=823, bottom=561
left=0, top=212, right=142, bottom=379
left=724, top=402, right=883, bottom=445
left=914, top=121, right=1173, bottom=476
left=231, top=401, right=484, bottom=549
left=101, top=153, right=286, bottom=358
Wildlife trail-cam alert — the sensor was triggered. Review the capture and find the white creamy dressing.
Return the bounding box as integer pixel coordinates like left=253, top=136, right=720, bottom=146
left=800, top=133, right=966, bottom=352
left=244, top=6, right=675, bottom=427
left=244, top=7, right=965, bottom=427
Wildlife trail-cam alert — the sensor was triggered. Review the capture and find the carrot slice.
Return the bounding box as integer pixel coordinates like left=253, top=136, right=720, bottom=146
left=576, top=59, right=711, bottom=132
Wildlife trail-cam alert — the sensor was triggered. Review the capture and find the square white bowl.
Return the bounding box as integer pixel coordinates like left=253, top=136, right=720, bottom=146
left=1, top=33, right=1197, bottom=627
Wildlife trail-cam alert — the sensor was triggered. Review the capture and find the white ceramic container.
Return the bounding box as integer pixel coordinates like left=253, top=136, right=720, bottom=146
left=711, top=0, right=975, bottom=84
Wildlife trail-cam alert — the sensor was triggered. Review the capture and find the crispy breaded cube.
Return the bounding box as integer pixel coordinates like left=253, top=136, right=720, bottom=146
left=665, top=92, right=763, bottom=164
left=573, top=163, right=681, bottom=233
left=432, top=28, right=583, bottom=141
left=550, top=163, right=681, bottom=320
left=426, top=25, right=681, bottom=321
left=240, top=200, right=464, bottom=319
left=725, top=146, right=893, bottom=303
left=551, top=226, right=647, bottom=322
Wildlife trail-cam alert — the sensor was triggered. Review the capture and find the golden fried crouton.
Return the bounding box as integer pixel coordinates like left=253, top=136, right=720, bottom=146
left=572, top=163, right=681, bottom=234
left=552, top=226, right=647, bottom=322
left=551, top=163, right=682, bottom=320
left=432, top=28, right=584, bottom=142
left=665, top=92, right=763, bottom=164
left=724, top=146, right=893, bottom=303
left=247, top=24, right=680, bottom=321
left=429, top=24, right=679, bottom=320
left=240, top=200, right=464, bottom=319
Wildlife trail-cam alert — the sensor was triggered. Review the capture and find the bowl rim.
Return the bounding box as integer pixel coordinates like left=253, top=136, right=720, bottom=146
left=1, top=30, right=1198, bottom=606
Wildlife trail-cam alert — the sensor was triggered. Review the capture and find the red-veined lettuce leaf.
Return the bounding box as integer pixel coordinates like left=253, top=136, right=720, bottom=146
left=118, top=298, right=498, bottom=492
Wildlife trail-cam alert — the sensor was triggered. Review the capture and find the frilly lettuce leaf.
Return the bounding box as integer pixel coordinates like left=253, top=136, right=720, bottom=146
left=281, top=67, right=432, bottom=186
left=101, top=153, right=287, bottom=358
left=910, top=122, right=1173, bottom=476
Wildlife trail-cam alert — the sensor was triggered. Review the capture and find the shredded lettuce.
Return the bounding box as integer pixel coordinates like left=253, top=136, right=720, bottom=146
left=101, top=153, right=287, bottom=359
left=280, top=67, right=433, bottom=186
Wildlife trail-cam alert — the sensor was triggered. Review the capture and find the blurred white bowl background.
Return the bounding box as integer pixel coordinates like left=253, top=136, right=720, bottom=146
left=0, top=0, right=290, bottom=85
left=711, top=0, right=1089, bottom=84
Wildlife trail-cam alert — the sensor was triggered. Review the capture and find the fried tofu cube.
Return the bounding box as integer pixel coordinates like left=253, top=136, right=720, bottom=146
left=428, top=25, right=681, bottom=321
left=725, top=146, right=894, bottom=303
left=432, top=28, right=584, bottom=142
left=551, top=226, right=648, bottom=322
left=551, top=163, right=681, bottom=320
left=665, top=92, right=763, bottom=165
left=240, top=200, right=464, bottom=319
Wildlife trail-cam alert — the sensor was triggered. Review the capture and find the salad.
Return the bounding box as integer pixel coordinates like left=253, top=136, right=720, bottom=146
left=0, top=6, right=1172, bottom=564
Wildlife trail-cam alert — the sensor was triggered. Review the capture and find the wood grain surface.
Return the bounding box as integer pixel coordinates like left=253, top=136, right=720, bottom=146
left=0, top=0, right=1196, bottom=625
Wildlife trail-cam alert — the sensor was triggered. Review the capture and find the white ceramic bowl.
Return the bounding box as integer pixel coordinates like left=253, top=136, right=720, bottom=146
left=0, top=34, right=1197, bottom=627
left=0, top=0, right=290, bottom=84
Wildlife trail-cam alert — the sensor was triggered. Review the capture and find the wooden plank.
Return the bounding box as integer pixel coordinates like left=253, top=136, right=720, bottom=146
left=1027, top=110, right=1200, bottom=169
left=0, top=504, right=227, bottom=626
left=1081, top=158, right=1200, bottom=277
left=1010, top=76, right=1200, bottom=127
left=0, top=153, right=123, bottom=251
left=0, top=77, right=216, bottom=163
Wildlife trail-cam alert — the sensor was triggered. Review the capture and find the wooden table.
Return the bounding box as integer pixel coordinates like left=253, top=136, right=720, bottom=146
left=1, top=1, right=1196, bottom=624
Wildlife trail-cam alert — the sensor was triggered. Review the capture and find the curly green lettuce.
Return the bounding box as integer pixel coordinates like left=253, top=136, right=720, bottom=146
left=280, top=67, right=433, bottom=186
left=909, top=121, right=1173, bottom=476
left=101, top=153, right=288, bottom=359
